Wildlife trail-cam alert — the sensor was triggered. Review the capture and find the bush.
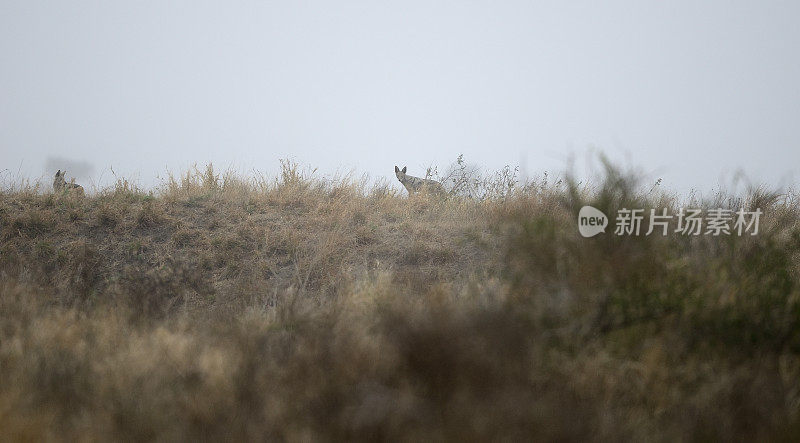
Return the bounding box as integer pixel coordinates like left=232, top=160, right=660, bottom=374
left=0, top=158, right=798, bottom=440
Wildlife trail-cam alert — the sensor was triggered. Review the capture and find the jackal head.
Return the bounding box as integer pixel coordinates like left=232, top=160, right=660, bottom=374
left=53, top=170, right=66, bottom=189
left=394, top=165, right=407, bottom=183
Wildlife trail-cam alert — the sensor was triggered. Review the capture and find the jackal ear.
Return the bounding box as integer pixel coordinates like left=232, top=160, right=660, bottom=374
left=56, top=170, right=61, bottom=177
left=395, top=166, right=399, bottom=173
left=402, top=166, right=407, bottom=173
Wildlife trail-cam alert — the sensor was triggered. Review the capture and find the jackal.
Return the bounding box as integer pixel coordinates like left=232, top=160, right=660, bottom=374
left=394, top=166, right=445, bottom=195
left=53, top=170, right=84, bottom=195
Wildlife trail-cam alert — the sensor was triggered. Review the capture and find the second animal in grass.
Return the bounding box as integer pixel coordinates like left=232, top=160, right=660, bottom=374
left=53, top=170, right=84, bottom=196
left=394, top=166, right=445, bottom=195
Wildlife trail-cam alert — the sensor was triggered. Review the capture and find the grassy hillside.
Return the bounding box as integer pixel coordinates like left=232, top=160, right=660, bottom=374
left=1, top=161, right=800, bottom=441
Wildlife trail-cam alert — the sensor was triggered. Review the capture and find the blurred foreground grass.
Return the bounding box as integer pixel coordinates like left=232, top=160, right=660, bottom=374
left=1, top=160, right=800, bottom=441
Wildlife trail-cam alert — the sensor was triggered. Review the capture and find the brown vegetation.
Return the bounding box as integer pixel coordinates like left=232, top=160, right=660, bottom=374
left=1, top=161, right=800, bottom=441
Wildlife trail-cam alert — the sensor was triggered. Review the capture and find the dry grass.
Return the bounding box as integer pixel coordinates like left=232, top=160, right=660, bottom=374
left=1, top=160, right=800, bottom=441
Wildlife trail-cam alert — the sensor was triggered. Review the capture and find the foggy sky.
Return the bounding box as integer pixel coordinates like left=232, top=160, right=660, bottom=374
left=1, top=1, right=799, bottom=193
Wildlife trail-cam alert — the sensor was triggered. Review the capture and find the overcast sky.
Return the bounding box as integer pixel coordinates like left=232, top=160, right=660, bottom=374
left=1, top=1, right=799, bottom=193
